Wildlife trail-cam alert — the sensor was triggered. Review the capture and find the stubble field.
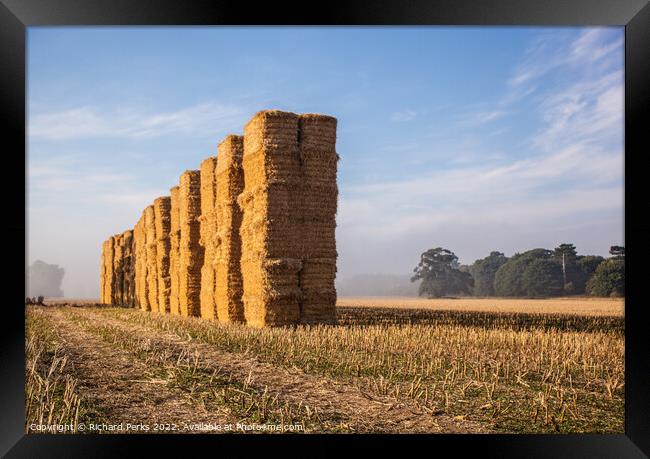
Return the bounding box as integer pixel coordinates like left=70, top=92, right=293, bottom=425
left=25, top=296, right=624, bottom=434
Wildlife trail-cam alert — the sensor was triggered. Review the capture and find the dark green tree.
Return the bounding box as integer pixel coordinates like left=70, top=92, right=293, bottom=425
left=574, top=255, right=605, bottom=293
left=411, top=248, right=474, bottom=298
left=586, top=257, right=624, bottom=297
left=609, top=245, right=625, bottom=258
left=494, top=249, right=554, bottom=297
left=553, top=243, right=577, bottom=290
left=522, top=258, right=564, bottom=297
left=471, top=251, right=508, bottom=297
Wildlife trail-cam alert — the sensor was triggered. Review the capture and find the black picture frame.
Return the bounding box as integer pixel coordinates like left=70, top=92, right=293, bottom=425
left=3, top=0, right=649, bottom=456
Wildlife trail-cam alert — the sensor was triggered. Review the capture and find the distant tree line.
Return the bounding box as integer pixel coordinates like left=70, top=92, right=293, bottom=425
left=26, top=260, right=65, bottom=298
left=411, top=244, right=624, bottom=298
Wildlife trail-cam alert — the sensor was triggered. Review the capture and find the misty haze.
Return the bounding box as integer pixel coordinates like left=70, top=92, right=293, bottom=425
left=26, top=260, right=65, bottom=298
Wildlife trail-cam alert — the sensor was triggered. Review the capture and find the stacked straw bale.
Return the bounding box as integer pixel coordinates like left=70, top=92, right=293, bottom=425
left=106, top=236, right=113, bottom=303
left=297, top=114, right=338, bottom=324
left=100, top=239, right=109, bottom=303
left=99, top=240, right=104, bottom=303
left=104, top=236, right=116, bottom=304
left=199, top=157, right=218, bottom=319
left=122, top=229, right=135, bottom=307
left=154, top=197, right=172, bottom=313
left=169, top=186, right=181, bottom=315
left=239, top=111, right=305, bottom=327
left=215, top=135, right=245, bottom=323
left=178, top=170, right=203, bottom=317
left=100, top=230, right=135, bottom=306
left=112, top=233, right=124, bottom=304
left=134, top=213, right=150, bottom=311
left=239, top=110, right=338, bottom=326
left=144, top=205, right=159, bottom=313
left=99, top=244, right=103, bottom=303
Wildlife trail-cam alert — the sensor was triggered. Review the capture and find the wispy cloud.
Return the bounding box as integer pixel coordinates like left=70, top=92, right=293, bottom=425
left=457, top=109, right=508, bottom=127
left=508, top=28, right=622, bottom=88
left=533, top=70, right=622, bottom=152
left=29, top=102, right=247, bottom=141
left=391, top=109, right=417, bottom=122
left=27, top=153, right=168, bottom=220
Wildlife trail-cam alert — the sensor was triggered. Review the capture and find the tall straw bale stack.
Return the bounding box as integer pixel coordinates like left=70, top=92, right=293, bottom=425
left=178, top=170, right=203, bottom=317
left=100, top=239, right=111, bottom=304
left=154, top=197, right=172, bottom=313
left=199, top=157, right=218, bottom=319
left=122, top=229, right=135, bottom=307
left=99, top=243, right=104, bottom=303
left=99, top=241, right=103, bottom=303
left=169, top=186, right=181, bottom=315
left=100, top=239, right=106, bottom=303
left=144, top=205, right=159, bottom=313
left=239, top=110, right=304, bottom=327
left=106, top=236, right=115, bottom=304
left=297, top=114, right=338, bottom=324
left=215, top=135, right=245, bottom=323
left=134, top=213, right=150, bottom=311
left=112, top=233, right=125, bottom=305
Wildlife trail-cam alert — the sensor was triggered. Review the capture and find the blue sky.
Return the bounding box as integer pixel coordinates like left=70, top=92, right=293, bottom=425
left=27, top=27, right=624, bottom=298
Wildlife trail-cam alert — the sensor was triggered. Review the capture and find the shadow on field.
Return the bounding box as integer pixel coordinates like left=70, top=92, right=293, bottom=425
left=35, top=301, right=624, bottom=334
left=335, top=307, right=624, bottom=334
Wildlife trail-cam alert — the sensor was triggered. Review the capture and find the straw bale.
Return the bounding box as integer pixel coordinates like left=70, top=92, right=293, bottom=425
left=214, top=135, right=245, bottom=323
left=298, top=257, right=337, bottom=324
left=122, top=229, right=135, bottom=307
left=100, top=239, right=112, bottom=304
left=116, top=230, right=133, bottom=306
left=133, top=218, right=141, bottom=308
left=134, top=214, right=150, bottom=311
left=178, top=170, right=203, bottom=317
left=199, top=157, right=218, bottom=319
left=111, top=233, right=125, bottom=305
left=244, top=110, right=302, bottom=155
left=108, top=236, right=115, bottom=304
left=99, top=243, right=104, bottom=303
left=144, top=205, right=159, bottom=313
left=154, top=197, right=171, bottom=313
left=297, top=114, right=339, bottom=324
left=200, top=262, right=216, bottom=319
left=169, top=186, right=181, bottom=315
left=240, top=111, right=304, bottom=326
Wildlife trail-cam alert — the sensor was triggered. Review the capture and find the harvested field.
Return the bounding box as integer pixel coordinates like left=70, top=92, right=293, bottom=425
left=26, top=299, right=623, bottom=434
left=337, top=296, right=624, bottom=317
